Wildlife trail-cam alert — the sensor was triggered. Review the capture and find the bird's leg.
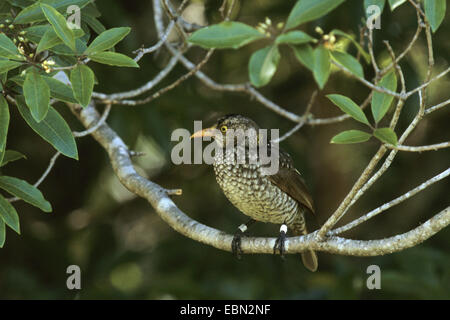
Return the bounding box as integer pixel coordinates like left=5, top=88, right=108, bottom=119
left=274, top=224, right=288, bottom=259
left=232, top=219, right=256, bottom=259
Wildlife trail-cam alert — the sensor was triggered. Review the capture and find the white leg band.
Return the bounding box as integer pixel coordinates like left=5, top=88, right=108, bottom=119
left=280, top=224, right=288, bottom=233
left=238, top=224, right=248, bottom=233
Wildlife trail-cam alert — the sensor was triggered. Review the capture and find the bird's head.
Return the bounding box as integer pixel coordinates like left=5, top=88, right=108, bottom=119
left=191, top=114, right=260, bottom=147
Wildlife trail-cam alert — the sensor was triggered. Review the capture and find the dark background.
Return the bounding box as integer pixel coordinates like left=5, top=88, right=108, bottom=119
left=0, top=0, right=449, bottom=299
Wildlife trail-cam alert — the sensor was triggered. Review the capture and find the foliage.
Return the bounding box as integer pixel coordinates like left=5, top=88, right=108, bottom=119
left=0, top=0, right=138, bottom=246
left=0, top=0, right=448, bottom=300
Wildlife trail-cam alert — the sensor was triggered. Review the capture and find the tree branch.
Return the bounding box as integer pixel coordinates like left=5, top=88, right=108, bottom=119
left=68, top=102, right=450, bottom=256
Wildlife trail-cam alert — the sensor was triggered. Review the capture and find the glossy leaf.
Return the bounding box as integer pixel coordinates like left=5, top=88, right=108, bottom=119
left=275, top=31, right=315, bottom=45
left=371, top=71, right=397, bottom=123
left=0, top=194, right=20, bottom=234
left=14, top=0, right=91, bottom=24
left=374, top=127, right=398, bottom=145
left=0, top=95, right=9, bottom=165
left=313, top=46, right=331, bottom=89
left=11, top=75, right=78, bottom=104
left=83, top=14, right=106, bottom=35
left=23, top=70, right=51, bottom=122
left=0, top=219, right=4, bottom=248
left=188, top=22, right=265, bottom=49
left=0, top=176, right=52, bottom=212
left=331, top=130, right=372, bottom=144
left=0, top=150, right=26, bottom=167
left=424, top=0, right=446, bottom=33
left=0, top=33, right=22, bottom=59
left=327, top=94, right=370, bottom=125
left=37, top=28, right=84, bottom=53
left=89, top=52, right=139, bottom=68
left=388, top=0, right=406, bottom=11
left=248, top=45, right=280, bottom=88
left=41, top=3, right=76, bottom=52
left=292, top=44, right=315, bottom=71
left=70, top=65, right=95, bottom=107
left=331, top=29, right=371, bottom=64
left=286, top=0, right=346, bottom=30
left=23, top=25, right=52, bottom=43
left=16, top=97, right=78, bottom=159
left=331, top=50, right=364, bottom=78
left=84, top=27, right=131, bottom=54
left=0, top=60, right=23, bottom=74
left=49, top=38, right=87, bottom=56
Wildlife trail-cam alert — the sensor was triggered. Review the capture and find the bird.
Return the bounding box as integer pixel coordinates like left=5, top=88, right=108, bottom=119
left=191, top=114, right=318, bottom=272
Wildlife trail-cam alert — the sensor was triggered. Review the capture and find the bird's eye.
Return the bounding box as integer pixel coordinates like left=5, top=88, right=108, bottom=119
left=220, top=125, right=227, bottom=133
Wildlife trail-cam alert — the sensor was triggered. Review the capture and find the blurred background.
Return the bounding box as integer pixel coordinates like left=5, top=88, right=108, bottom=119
left=0, top=0, right=449, bottom=299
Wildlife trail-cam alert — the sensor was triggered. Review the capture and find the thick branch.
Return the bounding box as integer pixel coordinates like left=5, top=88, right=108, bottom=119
left=68, top=102, right=449, bottom=256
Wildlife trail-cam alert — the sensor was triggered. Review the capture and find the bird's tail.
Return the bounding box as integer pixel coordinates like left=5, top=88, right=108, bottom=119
left=290, top=218, right=318, bottom=272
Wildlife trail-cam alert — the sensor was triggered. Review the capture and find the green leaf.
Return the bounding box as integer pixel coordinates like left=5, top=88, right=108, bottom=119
left=14, top=0, right=91, bottom=24
left=275, top=31, right=315, bottom=45
left=388, top=0, right=406, bottom=11
left=23, top=70, right=51, bottom=122
left=188, top=22, right=265, bottom=49
left=248, top=45, right=280, bottom=88
left=41, top=3, right=76, bottom=52
left=424, top=0, right=446, bottom=33
left=286, top=0, right=346, bottom=30
left=0, top=60, right=23, bottom=74
left=83, top=14, right=106, bottom=35
left=331, top=130, right=372, bottom=144
left=313, top=46, right=331, bottom=89
left=37, top=28, right=84, bottom=53
left=23, top=25, right=52, bottom=43
left=0, top=194, right=20, bottom=234
left=331, top=29, right=371, bottom=64
left=49, top=38, right=87, bottom=56
left=331, top=50, right=364, bottom=78
left=44, top=76, right=78, bottom=103
left=374, top=127, right=398, bottom=145
left=0, top=95, right=9, bottom=165
left=0, top=150, right=26, bottom=167
left=327, top=94, right=370, bottom=125
left=70, top=65, right=94, bottom=107
left=0, top=176, right=52, bottom=212
left=371, top=71, right=397, bottom=123
left=0, top=219, right=5, bottom=248
left=16, top=96, right=78, bottom=159
left=0, top=33, right=22, bottom=60
left=292, top=44, right=315, bottom=71
left=84, top=27, right=131, bottom=55
left=11, top=75, right=78, bottom=104
left=89, top=52, right=139, bottom=68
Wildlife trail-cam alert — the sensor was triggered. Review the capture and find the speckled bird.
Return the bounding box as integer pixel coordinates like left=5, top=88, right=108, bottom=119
left=191, top=114, right=318, bottom=272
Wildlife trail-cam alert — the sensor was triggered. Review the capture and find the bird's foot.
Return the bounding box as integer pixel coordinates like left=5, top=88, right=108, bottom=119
left=231, top=230, right=244, bottom=259
left=273, top=224, right=288, bottom=259
left=231, top=220, right=256, bottom=259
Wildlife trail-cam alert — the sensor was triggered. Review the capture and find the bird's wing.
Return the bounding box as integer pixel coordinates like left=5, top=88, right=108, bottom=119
left=267, top=149, right=315, bottom=214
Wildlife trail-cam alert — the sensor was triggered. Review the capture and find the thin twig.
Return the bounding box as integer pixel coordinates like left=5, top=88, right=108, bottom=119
left=331, top=167, right=450, bottom=235
left=113, top=49, right=215, bottom=106
left=273, top=91, right=317, bottom=143
left=386, top=141, right=450, bottom=152
left=73, top=103, right=112, bottom=137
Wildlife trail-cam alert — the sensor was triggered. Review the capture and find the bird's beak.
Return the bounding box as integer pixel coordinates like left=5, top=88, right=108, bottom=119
left=190, top=126, right=217, bottom=139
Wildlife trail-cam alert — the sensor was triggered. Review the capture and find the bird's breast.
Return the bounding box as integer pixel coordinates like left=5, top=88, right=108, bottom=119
left=213, top=157, right=299, bottom=224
